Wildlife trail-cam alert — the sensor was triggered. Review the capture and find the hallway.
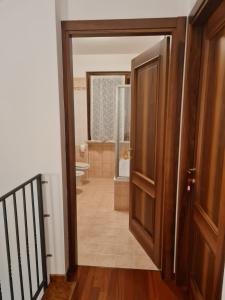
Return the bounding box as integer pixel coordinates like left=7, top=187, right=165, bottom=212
left=1, top=0, right=225, bottom=299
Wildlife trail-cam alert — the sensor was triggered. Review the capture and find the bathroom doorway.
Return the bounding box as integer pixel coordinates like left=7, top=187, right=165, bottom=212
left=72, top=36, right=164, bottom=269
left=62, top=18, right=186, bottom=279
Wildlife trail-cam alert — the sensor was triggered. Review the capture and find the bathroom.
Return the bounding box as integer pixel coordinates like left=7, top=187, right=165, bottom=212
left=73, top=36, right=162, bottom=269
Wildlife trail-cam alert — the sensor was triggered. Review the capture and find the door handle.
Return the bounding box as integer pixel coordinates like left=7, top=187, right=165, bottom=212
left=187, top=168, right=196, bottom=192
left=128, top=148, right=133, bottom=159
left=187, top=168, right=196, bottom=174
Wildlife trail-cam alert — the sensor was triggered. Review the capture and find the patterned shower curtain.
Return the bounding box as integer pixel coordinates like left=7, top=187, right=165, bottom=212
left=90, top=75, right=125, bottom=141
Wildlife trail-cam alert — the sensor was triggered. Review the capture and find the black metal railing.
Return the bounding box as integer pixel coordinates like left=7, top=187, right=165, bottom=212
left=0, top=174, right=47, bottom=300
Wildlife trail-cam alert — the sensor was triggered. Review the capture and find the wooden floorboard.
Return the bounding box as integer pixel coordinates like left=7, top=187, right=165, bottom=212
left=71, top=266, right=188, bottom=300
left=42, top=277, right=76, bottom=300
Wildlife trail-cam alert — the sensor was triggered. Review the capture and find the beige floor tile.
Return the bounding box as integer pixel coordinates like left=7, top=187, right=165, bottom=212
left=132, top=255, right=158, bottom=270
left=78, top=253, right=96, bottom=266
left=93, top=254, right=116, bottom=268
left=114, top=255, right=134, bottom=269
left=77, top=178, right=158, bottom=271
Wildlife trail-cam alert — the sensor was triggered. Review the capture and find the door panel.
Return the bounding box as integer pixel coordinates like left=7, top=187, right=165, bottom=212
left=129, top=37, right=170, bottom=268
left=135, top=62, right=158, bottom=180
left=191, top=230, right=215, bottom=300
left=189, top=2, right=225, bottom=299
left=133, top=186, right=155, bottom=237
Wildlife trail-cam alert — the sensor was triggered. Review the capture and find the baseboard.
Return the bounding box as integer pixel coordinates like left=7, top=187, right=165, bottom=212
left=66, top=266, right=78, bottom=281
left=50, top=264, right=77, bottom=282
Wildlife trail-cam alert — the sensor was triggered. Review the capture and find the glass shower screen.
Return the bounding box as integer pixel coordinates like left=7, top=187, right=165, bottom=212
left=115, top=85, right=131, bottom=179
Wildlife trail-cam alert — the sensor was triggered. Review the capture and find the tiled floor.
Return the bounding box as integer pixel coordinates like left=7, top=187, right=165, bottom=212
left=77, top=178, right=158, bottom=270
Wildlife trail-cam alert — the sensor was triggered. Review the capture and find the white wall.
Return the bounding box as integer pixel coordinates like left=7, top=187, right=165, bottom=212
left=73, top=54, right=136, bottom=77
left=67, top=0, right=188, bottom=20
left=0, top=0, right=67, bottom=279
left=188, top=0, right=197, bottom=12
left=73, top=54, right=136, bottom=145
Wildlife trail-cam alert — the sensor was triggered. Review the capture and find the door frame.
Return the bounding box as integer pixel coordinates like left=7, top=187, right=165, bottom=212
left=61, top=17, right=186, bottom=279
left=176, top=0, right=225, bottom=289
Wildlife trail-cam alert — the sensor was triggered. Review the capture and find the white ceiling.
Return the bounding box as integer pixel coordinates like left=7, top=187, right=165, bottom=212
left=72, top=36, right=164, bottom=55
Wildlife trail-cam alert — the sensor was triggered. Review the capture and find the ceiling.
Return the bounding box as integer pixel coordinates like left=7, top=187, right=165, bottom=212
left=72, top=36, right=164, bottom=55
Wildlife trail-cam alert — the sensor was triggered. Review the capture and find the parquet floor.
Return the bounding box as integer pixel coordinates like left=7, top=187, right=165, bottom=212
left=72, top=266, right=188, bottom=300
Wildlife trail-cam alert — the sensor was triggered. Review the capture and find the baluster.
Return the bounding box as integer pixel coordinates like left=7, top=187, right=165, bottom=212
left=2, top=199, right=14, bottom=300
left=13, top=193, right=25, bottom=300
left=30, top=181, right=40, bottom=287
left=22, top=187, right=33, bottom=298
left=36, top=176, right=48, bottom=289
left=0, top=281, right=2, bottom=300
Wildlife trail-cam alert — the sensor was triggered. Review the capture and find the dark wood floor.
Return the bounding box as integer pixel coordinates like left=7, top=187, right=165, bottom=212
left=72, top=266, right=188, bottom=300
left=43, top=276, right=76, bottom=300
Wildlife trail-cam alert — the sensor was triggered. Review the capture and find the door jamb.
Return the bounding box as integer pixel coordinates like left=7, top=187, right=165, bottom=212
left=61, top=17, right=186, bottom=279
left=175, top=0, right=224, bottom=287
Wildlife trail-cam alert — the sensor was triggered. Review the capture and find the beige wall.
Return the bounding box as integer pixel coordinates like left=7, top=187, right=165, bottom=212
left=88, top=143, right=115, bottom=178
left=73, top=53, right=136, bottom=145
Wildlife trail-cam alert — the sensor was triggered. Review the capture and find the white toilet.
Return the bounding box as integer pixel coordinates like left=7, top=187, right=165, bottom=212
left=75, top=162, right=90, bottom=171
left=76, top=170, right=85, bottom=185
left=76, top=162, right=90, bottom=180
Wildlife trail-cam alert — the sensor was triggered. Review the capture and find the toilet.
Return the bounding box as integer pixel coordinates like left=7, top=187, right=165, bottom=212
left=75, top=162, right=90, bottom=171
left=76, top=162, right=90, bottom=180
left=76, top=170, right=85, bottom=185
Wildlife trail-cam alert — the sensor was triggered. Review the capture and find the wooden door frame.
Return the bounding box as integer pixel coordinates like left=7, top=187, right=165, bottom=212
left=61, top=17, right=186, bottom=279
left=175, top=0, right=225, bottom=288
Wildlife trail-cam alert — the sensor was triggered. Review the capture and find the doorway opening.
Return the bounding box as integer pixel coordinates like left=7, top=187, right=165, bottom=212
left=73, top=36, right=165, bottom=270
left=62, top=18, right=186, bottom=279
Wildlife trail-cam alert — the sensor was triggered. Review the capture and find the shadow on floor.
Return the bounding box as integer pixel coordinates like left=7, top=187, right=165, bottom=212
left=76, top=188, right=83, bottom=195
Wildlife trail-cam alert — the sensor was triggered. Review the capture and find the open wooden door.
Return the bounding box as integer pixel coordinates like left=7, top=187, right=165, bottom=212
left=129, top=37, right=170, bottom=268
left=188, top=2, right=225, bottom=299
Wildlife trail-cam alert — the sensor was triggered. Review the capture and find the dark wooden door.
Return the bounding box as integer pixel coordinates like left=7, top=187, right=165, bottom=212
left=129, top=37, right=170, bottom=268
left=189, top=2, right=225, bottom=299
